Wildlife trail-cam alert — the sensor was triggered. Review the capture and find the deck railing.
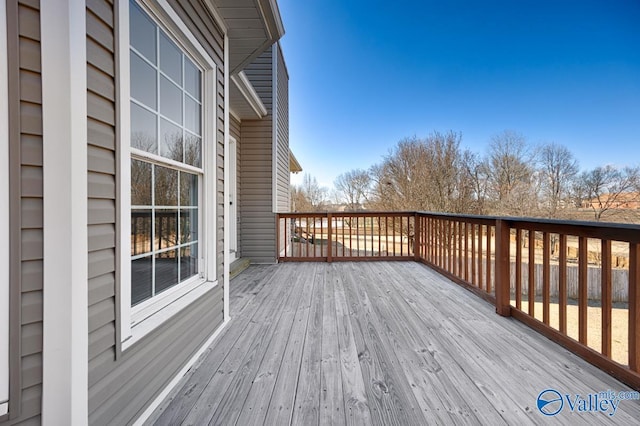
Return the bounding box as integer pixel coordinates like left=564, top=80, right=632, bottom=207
left=276, top=211, right=640, bottom=390
left=277, top=212, right=416, bottom=261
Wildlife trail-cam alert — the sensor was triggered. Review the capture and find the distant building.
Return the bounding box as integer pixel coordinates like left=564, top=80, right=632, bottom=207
left=581, top=192, right=640, bottom=209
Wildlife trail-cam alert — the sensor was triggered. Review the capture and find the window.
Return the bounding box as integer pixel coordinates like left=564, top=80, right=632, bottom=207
left=129, top=1, right=203, bottom=307
left=121, top=0, right=217, bottom=346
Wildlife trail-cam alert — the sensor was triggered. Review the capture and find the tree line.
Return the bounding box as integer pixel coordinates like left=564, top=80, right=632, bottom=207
left=291, top=130, right=640, bottom=222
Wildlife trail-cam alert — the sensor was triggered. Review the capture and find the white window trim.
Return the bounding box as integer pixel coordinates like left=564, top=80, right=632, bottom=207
left=119, top=0, right=218, bottom=350
left=0, top=0, right=9, bottom=417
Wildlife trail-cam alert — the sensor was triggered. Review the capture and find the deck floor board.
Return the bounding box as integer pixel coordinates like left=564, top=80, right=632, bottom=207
left=148, top=262, right=640, bottom=425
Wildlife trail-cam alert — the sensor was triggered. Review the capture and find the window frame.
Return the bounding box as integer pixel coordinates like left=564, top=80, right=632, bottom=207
left=0, top=0, right=9, bottom=415
left=119, top=0, right=218, bottom=350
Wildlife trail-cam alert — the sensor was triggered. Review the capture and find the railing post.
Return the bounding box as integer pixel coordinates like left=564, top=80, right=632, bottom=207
left=629, top=243, right=640, bottom=372
left=275, top=214, right=280, bottom=262
left=327, top=212, right=333, bottom=263
left=495, top=219, right=511, bottom=317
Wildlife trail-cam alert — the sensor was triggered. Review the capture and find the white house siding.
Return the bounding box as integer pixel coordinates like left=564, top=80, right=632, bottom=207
left=4, top=0, right=45, bottom=424
left=85, top=1, right=225, bottom=424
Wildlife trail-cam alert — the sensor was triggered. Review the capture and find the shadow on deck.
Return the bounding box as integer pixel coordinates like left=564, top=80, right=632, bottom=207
left=147, top=262, right=640, bottom=425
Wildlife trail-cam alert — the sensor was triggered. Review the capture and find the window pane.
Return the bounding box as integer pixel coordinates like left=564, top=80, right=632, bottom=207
left=180, top=244, right=198, bottom=282
left=160, top=76, right=182, bottom=124
left=160, top=118, right=183, bottom=162
left=131, top=255, right=152, bottom=305
left=131, top=209, right=152, bottom=255
left=155, top=209, right=178, bottom=250
left=180, top=172, right=198, bottom=207
left=130, top=51, right=157, bottom=109
left=131, top=102, right=157, bottom=153
left=160, top=33, right=182, bottom=84
left=184, top=59, right=200, bottom=101
left=154, top=165, right=178, bottom=206
left=155, top=249, right=178, bottom=293
left=184, top=134, right=201, bottom=168
left=180, top=208, right=197, bottom=244
left=131, top=160, right=152, bottom=205
left=129, top=2, right=156, bottom=64
left=185, top=96, right=201, bottom=135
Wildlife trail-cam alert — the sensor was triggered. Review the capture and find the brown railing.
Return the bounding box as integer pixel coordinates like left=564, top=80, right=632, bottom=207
left=277, top=212, right=416, bottom=261
left=276, top=211, right=640, bottom=390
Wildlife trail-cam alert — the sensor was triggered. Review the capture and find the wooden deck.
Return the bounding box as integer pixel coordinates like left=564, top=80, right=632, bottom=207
left=147, top=262, right=640, bottom=425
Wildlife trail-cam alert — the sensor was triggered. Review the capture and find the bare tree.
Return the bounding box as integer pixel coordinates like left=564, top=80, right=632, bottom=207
left=368, top=132, right=475, bottom=213
left=460, top=150, right=490, bottom=215
left=291, top=174, right=328, bottom=212
left=539, top=143, right=579, bottom=218
left=575, top=165, right=640, bottom=221
left=334, top=169, right=372, bottom=210
left=486, top=130, right=536, bottom=215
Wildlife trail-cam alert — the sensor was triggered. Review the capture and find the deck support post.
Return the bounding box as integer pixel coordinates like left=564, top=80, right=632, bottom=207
left=495, top=219, right=511, bottom=317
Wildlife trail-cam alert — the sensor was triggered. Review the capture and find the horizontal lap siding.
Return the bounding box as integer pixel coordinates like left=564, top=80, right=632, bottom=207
left=274, top=45, right=289, bottom=255
left=240, top=49, right=275, bottom=263
left=86, top=0, right=117, bottom=402
left=87, top=1, right=226, bottom=424
left=275, top=44, right=289, bottom=214
left=5, top=1, right=44, bottom=424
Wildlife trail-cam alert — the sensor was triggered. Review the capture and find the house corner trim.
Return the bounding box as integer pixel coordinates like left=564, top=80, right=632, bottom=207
left=40, top=0, right=89, bottom=423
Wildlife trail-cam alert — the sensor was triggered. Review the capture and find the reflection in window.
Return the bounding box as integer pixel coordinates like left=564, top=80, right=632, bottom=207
left=130, top=1, right=202, bottom=306
left=130, top=164, right=201, bottom=305
left=129, top=1, right=202, bottom=165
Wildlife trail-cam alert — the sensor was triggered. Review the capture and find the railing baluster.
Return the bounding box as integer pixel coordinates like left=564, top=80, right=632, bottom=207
left=356, top=216, right=360, bottom=257
left=579, top=236, right=588, bottom=344
left=559, top=234, right=568, bottom=334
left=327, top=213, right=333, bottom=263
left=528, top=230, right=535, bottom=317
left=471, top=224, right=476, bottom=286
left=378, top=216, right=382, bottom=256
left=464, top=222, right=469, bottom=282
left=515, top=228, right=522, bottom=310
left=543, top=231, right=550, bottom=325
left=452, top=221, right=457, bottom=275
left=486, top=225, right=492, bottom=293
left=601, top=239, right=611, bottom=357
left=478, top=225, right=483, bottom=291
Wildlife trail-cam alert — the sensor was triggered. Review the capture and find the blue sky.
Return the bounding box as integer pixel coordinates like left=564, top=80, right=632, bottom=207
left=277, top=0, right=640, bottom=189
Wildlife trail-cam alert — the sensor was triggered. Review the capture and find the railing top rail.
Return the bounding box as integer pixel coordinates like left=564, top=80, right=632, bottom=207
left=278, top=211, right=417, bottom=217
left=417, top=211, right=640, bottom=228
